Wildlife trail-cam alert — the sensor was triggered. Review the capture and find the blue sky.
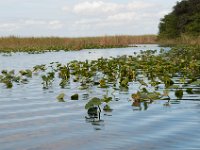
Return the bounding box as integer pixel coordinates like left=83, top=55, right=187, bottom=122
left=0, top=0, right=180, bottom=37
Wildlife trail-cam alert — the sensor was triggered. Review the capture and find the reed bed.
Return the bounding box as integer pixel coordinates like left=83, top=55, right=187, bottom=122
left=0, top=35, right=157, bottom=53
left=158, top=35, right=200, bottom=46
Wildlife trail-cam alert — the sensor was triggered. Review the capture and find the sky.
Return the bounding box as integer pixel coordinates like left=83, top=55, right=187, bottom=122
left=0, top=0, right=180, bottom=37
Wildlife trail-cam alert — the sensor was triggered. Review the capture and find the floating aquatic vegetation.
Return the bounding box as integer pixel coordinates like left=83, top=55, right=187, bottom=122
left=103, top=105, right=113, bottom=112
left=0, top=70, right=25, bottom=88
left=175, top=89, right=184, bottom=99
left=85, top=97, right=102, bottom=113
left=87, top=107, right=98, bottom=118
left=41, top=72, right=55, bottom=89
left=0, top=46, right=200, bottom=120
left=33, top=64, right=46, bottom=72
left=57, top=93, right=65, bottom=102
left=186, top=88, right=193, bottom=94
left=71, top=94, right=79, bottom=100
left=99, top=79, right=108, bottom=88
left=101, top=95, right=112, bottom=103
left=19, top=69, right=32, bottom=78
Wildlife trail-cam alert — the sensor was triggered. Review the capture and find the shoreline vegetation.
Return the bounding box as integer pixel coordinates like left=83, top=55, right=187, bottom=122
left=158, top=0, right=200, bottom=46
left=0, top=1, right=199, bottom=53
left=0, top=34, right=199, bottom=53
left=159, top=35, right=200, bottom=46
left=0, top=35, right=157, bottom=53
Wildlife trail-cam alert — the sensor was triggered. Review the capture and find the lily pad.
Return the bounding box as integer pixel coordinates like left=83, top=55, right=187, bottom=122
left=103, top=105, right=113, bottom=112
left=85, top=97, right=102, bottom=109
left=71, top=94, right=79, bottom=100
left=186, top=88, right=193, bottom=94
left=57, top=93, right=65, bottom=102
left=101, top=96, right=112, bottom=103
left=175, top=89, right=183, bottom=99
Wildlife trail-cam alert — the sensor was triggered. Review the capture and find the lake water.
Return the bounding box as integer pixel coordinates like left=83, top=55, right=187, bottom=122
left=0, top=45, right=200, bottom=150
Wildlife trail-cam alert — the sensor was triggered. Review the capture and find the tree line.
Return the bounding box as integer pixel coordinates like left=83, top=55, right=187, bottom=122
left=158, top=0, right=200, bottom=39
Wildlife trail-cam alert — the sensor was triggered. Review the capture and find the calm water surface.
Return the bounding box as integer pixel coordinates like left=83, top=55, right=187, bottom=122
left=0, top=45, right=200, bottom=150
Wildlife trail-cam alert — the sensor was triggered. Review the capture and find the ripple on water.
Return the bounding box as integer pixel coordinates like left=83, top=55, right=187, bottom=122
left=0, top=46, right=200, bottom=150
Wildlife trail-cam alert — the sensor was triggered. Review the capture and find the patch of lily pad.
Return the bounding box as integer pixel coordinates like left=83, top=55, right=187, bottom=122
left=0, top=46, right=200, bottom=119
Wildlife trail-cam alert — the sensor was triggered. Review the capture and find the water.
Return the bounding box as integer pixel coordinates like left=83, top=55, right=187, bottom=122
left=0, top=44, right=164, bottom=70
left=0, top=45, right=200, bottom=150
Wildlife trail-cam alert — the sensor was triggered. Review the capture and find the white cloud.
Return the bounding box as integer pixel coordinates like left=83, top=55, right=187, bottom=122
left=107, top=12, right=136, bottom=22
left=0, top=23, right=19, bottom=31
left=62, top=6, right=70, bottom=12
left=0, top=0, right=178, bottom=36
left=73, top=1, right=122, bottom=14
left=75, top=18, right=101, bottom=25
left=71, top=1, right=156, bottom=15
left=69, top=0, right=157, bottom=30
left=0, top=20, right=64, bottom=33
left=24, top=20, right=46, bottom=25
left=70, top=0, right=158, bottom=32
left=48, top=20, right=64, bottom=29
left=127, top=2, right=155, bottom=10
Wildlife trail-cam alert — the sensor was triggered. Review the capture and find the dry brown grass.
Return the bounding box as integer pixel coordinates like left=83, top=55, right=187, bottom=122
left=158, top=35, right=200, bottom=46
left=0, top=35, right=157, bottom=52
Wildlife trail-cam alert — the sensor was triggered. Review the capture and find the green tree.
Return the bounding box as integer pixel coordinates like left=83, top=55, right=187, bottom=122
left=158, top=0, right=200, bottom=39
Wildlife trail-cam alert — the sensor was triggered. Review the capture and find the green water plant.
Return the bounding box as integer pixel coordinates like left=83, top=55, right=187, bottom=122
left=57, top=93, right=65, bottom=102
left=132, top=90, right=161, bottom=102
left=19, top=69, right=32, bottom=78
left=186, top=88, right=193, bottom=94
left=41, top=72, right=55, bottom=89
left=33, top=64, right=46, bottom=72
left=58, top=65, right=70, bottom=88
left=85, top=95, right=113, bottom=118
left=101, top=95, right=112, bottom=103
left=175, top=89, right=184, bottom=99
left=85, top=97, right=102, bottom=112
left=99, top=79, right=108, bottom=88
left=1, top=46, right=200, bottom=117
left=0, top=70, right=22, bottom=88
left=103, top=105, right=112, bottom=112
left=71, top=94, right=79, bottom=100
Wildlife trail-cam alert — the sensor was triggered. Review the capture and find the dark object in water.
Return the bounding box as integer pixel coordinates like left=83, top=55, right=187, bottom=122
left=71, top=94, right=79, bottom=100
left=87, top=107, right=98, bottom=118
left=175, top=89, right=183, bottom=99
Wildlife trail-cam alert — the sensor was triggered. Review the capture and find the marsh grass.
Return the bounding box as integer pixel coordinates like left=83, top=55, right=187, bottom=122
left=0, top=35, right=157, bottom=53
left=159, top=35, right=200, bottom=46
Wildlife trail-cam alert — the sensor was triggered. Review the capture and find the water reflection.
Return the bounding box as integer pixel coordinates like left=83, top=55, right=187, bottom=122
left=132, top=100, right=153, bottom=111
left=82, top=93, right=89, bottom=100
left=163, top=101, right=171, bottom=107
left=170, top=100, right=181, bottom=104
left=0, top=45, right=165, bottom=70
left=88, top=119, right=105, bottom=131
left=85, top=107, right=105, bottom=130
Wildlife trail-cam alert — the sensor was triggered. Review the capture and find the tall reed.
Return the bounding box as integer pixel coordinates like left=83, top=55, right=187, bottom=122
left=158, top=35, right=200, bottom=46
left=0, top=35, right=157, bottom=52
